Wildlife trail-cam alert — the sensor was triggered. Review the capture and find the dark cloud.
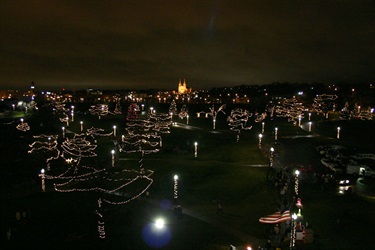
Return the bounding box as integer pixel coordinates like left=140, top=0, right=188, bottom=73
left=1, top=0, right=374, bottom=90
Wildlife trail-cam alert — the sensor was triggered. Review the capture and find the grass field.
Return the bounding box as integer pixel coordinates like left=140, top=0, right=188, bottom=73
left=1, top=105, right=374, bottom=249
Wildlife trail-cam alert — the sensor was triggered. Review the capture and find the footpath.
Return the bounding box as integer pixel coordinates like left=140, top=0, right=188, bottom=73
left=140, top=196, right=263, bottom=249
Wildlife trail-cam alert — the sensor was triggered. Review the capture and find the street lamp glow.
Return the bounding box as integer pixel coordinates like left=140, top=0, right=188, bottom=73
left=174, top=175, right=178, bottom=181
left=258, top=134, right=263, bottom=148
left=292, top=213, right=297, bottom=220
left=194, top=142, right=198, bottom=158
left=337, top=127, right=341, bottom=139
left=295, top=170, right=300, bottom=176
left=80, top=121, right=83, bottom=132
left=155, top=218, right=165, bottom=229
left=308, top=121, right=312, bottom=132
left=62, top=126, right=65, bottom=138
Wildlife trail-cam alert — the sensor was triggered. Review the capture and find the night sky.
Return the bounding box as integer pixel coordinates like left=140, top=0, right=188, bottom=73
left=1, top=0, right=374, bottom=90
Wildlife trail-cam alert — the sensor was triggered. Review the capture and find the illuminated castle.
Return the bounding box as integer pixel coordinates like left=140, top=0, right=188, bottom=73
left=177, top=79, right=192, bottom=95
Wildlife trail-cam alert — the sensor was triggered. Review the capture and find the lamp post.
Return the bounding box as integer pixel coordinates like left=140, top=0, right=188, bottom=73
left=111, top=150, right=115, bottom=167
left=309, top=112, right=311, bottom=121
left=337, top=127, right=340, bottom=139
left=213, top=118, right=216, bottom=130
left=40, top=168, right=45, bottom=192
left=71, top=106, right=75, bottom=121
left=20, top=118, right=24, bottom=124
left=12, top=104, right=15, bottom=110
left=66, top=116, right=69, bottom=126
left=308, top=122, right=312, bottom=132
left=258, top=134, right=263, bottom=148
left=113, top=125, right=117, bottom=137
left=275, top=127, right=278, bottom=141
left=262, top=122, right=265, bottom=134
left=62, top=127, right=65, bottom=138
left=186, top=115, right=189, bottom=125
left=290, top=213, right=298, bottom=250
left=80, top=121, right=83, bottom=132
left=298, top=115, right=302, bottom=127
left=173, top=175, right=179, bottom=200
left=295, top=170, right=300, bottom=196
left=270, top=147, right=274, bottom=167
left=194, top=142, right=198, bottom=158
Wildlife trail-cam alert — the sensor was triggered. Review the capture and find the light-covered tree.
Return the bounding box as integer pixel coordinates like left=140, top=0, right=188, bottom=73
left=227, top=108, right=253, bottom=142
left=209, top=104, right=226, bottom=129
left=126, top=103, right=139, bottom=121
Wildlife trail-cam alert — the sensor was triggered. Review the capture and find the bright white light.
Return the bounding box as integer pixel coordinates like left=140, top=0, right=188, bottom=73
left=292, top=213, right=297, bottom=220
left=174, top=175, right=178, bottom=180
left=194, top=142, right=198, bottom=146
left=111, top=150, right=115, bottom=155
left=40, top=168, right=45, bottom=174
left=155, top=218, right=165, bottom=229
left=270, top=147, right=274, bottom=152
left=295, top=170, right=300, bottom=176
